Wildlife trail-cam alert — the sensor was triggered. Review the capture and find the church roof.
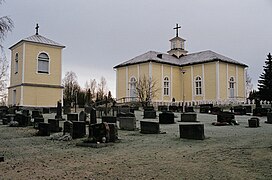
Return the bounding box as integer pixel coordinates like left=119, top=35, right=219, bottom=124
left=114, top=50, right=248, bottom=68
left=9, top=34, right=65, bottom=49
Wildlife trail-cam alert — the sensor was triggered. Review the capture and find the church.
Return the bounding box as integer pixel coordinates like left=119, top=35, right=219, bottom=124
left=114, top=24, right=248, bottom=107
left=8, top=24, right=65, bottom=107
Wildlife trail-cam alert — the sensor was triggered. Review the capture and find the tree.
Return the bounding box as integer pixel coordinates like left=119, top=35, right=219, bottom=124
left=97, top=76, right=107, bottom=101
left=245, top=70, right=253, bottom=99
left=62, top=71, right=80, bottom=106
left=258, top=53, right=272, bottom=102
left=0, top=0, right=14, bottom=105
left=84, top=78, right=97, bottom=104
left=135, top=75, right=159, bottom=107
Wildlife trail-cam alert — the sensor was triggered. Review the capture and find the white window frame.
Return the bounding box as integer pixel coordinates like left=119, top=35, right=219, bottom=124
left=229, top=76, right=235, bottom=98
left=195, top=76, right=202, bottom=95
left=37, top=52, right=50, bottom=74
left=163, top=76, right=170, bottom=96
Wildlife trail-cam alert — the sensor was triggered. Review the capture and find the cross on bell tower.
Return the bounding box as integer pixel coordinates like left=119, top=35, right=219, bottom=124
left=35, top=23, right=39, bottom=35
left=173, top=23, right=181, bottom=37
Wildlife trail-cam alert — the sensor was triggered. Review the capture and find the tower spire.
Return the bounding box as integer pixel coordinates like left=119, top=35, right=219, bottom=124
left=173, top=23, right=181, bottom=37
left=35, top=23, right=39, bottom=35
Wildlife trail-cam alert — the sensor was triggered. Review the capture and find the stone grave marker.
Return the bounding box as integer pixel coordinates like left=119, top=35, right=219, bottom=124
left=265, top=112, right=272, bottom=124
left=102, top=116, right=117, bottom=123
left=180, top=113, right=198, bottom=122
left=248, top=117, right=260, bottom=127
left=143, top=106, right=156, bottom=119
left=108, top=123, right=118, bottom=142
left=72, top=121, right=86, bottom=139
left=199, top=104, right=213, bottom=113
left=89, top=122, right=110, bottom=143
left=179, top=123, right=205, bottom=140
left=55, top=101, right=62, bottom=120
left=34, top=117, right=44, bottom=129
left=48, top=119, right=62, bottom=132
left=159, top=111, right=175, bottom=124
left=14, top=113, right=31, bottom=127
left=63, top=121, right=73, bottom=135
left=234, top=106, right=247, bottom=115
left=38, top=122, right=51, bottom=136
left=32, top=110, right=43, bottom=119
left=67, top=113, right=78, bottom=121
left=79, top=111, right=87, bottom=122
left=217, top=112, right=237, bottom=125
left=140, top=121, right=160, bottom=134
left=90, top=107, right=97, bottom=124
left=118, top=116, right=137, bottom=130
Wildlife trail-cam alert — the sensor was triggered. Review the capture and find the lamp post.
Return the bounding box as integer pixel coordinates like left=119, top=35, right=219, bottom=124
left=181, top=69, right=186, bottom=113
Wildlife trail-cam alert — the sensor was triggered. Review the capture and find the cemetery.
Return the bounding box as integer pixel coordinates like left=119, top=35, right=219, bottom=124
left=0, top=104, right=272, bottom=179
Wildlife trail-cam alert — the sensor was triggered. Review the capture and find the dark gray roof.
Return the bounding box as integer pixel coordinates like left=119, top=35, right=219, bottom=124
left=114, top=50, right=248, bottom=68
left=9, top=34, right=65, bottom=49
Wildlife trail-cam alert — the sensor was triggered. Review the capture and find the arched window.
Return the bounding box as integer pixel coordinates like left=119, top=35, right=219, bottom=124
left=129, top=77, right=137, bottom=100
left=163, top=77, right=170, bottom=96
left=37, top=53, right=49, bottom=73
left=229, top=77, right=235, bottom=98
left=195, top=76, right=202, bottom=95
left=15, top=53, right=18, bottom=74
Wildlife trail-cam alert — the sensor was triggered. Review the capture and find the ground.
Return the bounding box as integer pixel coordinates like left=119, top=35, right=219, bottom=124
left=0, top=111, right=272, bottom=180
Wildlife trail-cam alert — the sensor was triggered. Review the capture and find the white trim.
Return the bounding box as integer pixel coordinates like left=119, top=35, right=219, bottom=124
left=191, top=66, right=194, bottom=100
left=202, top=64, right=205, bottom=100
left=226, top=64, right=229, bottom=99
left=125, top=67, right=128, bottom=97
left=244, top=68, right=247, bottom=101
left=161, top=64, right=164, bottom=101
left=20, top=86, right=24, bottom=106
left=137, top=64, right=140, bottom=83
left=22, top=43, right=25, bottom=83
left=115, top=70, right=118, bottom=99
left=236, top=65, right=239, bottom=99
left=216, top=61, right=220, bottom=100
left=149, top=61, right=152, bottom=79
left=170, top=66, right=173, bottom=100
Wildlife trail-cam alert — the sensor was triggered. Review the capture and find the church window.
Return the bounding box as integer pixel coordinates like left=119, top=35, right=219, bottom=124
left=15, top=53, right=18, bottom=74
left=229, top=77, right=235, bottom=98
left=37, top=53, right=49, bottom=74
left=164, top=77, right=170, bottom=96
left=195, top=76, right=202, bottom=95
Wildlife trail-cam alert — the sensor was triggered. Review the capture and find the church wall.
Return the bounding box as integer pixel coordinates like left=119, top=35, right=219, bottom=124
left=228, top=64, right=236, bottom=78
left=182, top=66, right=192, bottom=101
left=10, top=44, right=23, bottom=87
left=172, top=66, right=182, bottom=101
left=139, top=63, right=149, bottom=78
left=204, top=62, right=216, bottom=100
left=237, top=67, right=246, bottom=100
left=23, top=86, right=62, bottom=107
left=7, top=87, right=21, bottom=106
left=128, top=64, right=138, bottom=80
left=151, top=63, right=162, bottom=101
left=116, top=67, right=126, bottom=99
left=219, top=62, right=227, bottom=100
left=24, top=43, right=62, bottom=85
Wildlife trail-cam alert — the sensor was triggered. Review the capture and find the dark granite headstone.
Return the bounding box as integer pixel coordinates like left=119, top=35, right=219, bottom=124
left=14, top=113, right=31, bottom=127
left=4, top=114, right=15, bottom=124
left=118, top=117, right=137, bottom=130
left=217, top=112, right=235, bottom=124
left=169, top=105, right=178, bottom=112
left=159, top=112, right=175, bottom=124
left=48, top=119, right=61, bottom=132
left=63, top=121, right=73, bottom=135
left=248, top=118, right=260, bottom=127
left=72, top=121, right=86, bottom=139
left=79, top=111, right=87, bottom=122
left=179, top=124, right=205, bottom=140
left=143, top=110, right=156, bottom=119
left=67, top=113, right=78, bottom=121
left=90, top=107, right=97, bottom=124
left=89, top=122, right=110, bottom=142
left=108, top=123, right=118, bottom=142
left=253, top=108, right=271, bottom=116
left=199, top=104, right=213, bottom=113
left=158, top=105, right=168, bottom=112
left=34, top=117, right=44, bottom=129
left=55, top=101, right=62, bottom=119
left=140, top=121, right=160, bottom=134
left=234, top=106, right=247, bottom=115
left=185, top=106, right=195, bottom=112
left=38, top=122, right=50, bottom=136
left=63, top=106, right=71, bottom=114
left=102, top=116, right=117, bottom=123
left=266, top=112, right=272, bottom=124
left=42, top=108, right=50, bottom=114
left=210, top=107, right=222, bottom=115
left=180, top=113, right=197, bottom=122
left=32, top=110, right=43, bottom=119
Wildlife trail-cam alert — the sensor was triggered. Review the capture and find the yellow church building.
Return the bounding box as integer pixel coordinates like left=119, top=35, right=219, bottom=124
left=114, top=24, right=248, bottom=107
left=8, top=24, right=65, bottom=107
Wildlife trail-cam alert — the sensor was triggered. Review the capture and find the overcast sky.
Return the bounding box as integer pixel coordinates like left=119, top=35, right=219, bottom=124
left=2, top=0, right=272, bottom=97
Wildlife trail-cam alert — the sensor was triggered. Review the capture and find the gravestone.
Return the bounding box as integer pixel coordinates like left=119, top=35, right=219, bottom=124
left=143, top=107, right=156, bottom=119
left=102, top=116, right=117, bottom=123
left=118, top=117, right=137, bottom=130
left=217, top=112, right=237, bottom=125
left=38, top=122, right=50, bottom=136
left=253, top=107, right=270, bottom=116
left=89, top=122, right=110, bottom=143
left=14, top=113, right=31, bottom=127
left=79, top=111, right=87, bottom=122
left=199, top=104, right=213, bottom=113
left=48, top=119, right=61, bottom=132
left=234, top=106, right=247, bottom=115
left=159, top=111, right=175, bottom=124
left=158, top=105, right=168, bottom=112
left=42, top=108, right=50, bottom=114
left=55, top=101, right=62, bottom=120
left=67, top=113, right=78, bottom=121
left=266, top=112, right=272, bottom=124
left=210, top=107, right=222, bottom=115
left=4, top=114, right=15, bottom=125
left=90, top=107, right=97, bottom=124
left=180, top=113, right=197, bottom=122
left=63, top=121, right=73, bottom=135
left=32, top=110, right=43, bottom=119
left=72, top=121, right=86, bottom=139
left=63, top=106, right=71, bottom=114
left=140, top=121, right=160, bottom=134
left=34, top=117, right=44, bottom=129
left=248, top=117, right=260, bottom=127
left=244, top=105, right=252, bottom=113
left=179, top=123, right=205, bottom=140
left=169, top=105, right=178, bottom=112
left=118, top=106, right=130, bottom=114
left=108, top=123, right=118, bottom=142
left=185, top=106, right=195, bottom=112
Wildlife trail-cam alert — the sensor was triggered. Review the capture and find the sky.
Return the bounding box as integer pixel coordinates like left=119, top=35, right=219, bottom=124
left=1, top=0, right=272, bottom=97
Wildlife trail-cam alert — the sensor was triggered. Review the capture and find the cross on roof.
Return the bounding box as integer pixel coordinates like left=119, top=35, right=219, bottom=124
left=173, top=23, right=181, bottom=37
left=35, top=23, right=39, bottom=35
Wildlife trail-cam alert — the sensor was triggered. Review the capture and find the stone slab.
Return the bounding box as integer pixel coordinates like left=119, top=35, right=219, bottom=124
left=179, top=123, right=205, bottom=140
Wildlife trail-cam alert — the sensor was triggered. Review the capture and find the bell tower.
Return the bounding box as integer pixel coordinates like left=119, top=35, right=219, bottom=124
left=167, top=24, right=188, bottom=58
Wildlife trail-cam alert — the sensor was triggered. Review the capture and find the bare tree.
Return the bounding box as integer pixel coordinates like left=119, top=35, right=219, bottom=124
left=97, top=76, right=108, bottom=101
left=85, top=78, right=97, bottom=104
left=0, top=0, right=14, bottom=105
left=62, top=71, right=80, bottom=106
left=246, top=70, right=253, bottom=99
left=135, top=75, right=159, bottom=107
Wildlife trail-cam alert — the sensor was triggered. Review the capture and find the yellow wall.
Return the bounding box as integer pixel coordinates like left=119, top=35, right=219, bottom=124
left=237, top=67, right=245, bottom=99
left=172, top=66, right=182, bottom=101
left=7, top=87, right=21, bottom=105
left=116, top=67, right=126, bottom=99
left=10, top=44, right=23, bottom=86
left=204, top=62, right=216, bottom=100
left=151, top=63, right=162, bottom=100
left=219, top=62, right=227, bottom=100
